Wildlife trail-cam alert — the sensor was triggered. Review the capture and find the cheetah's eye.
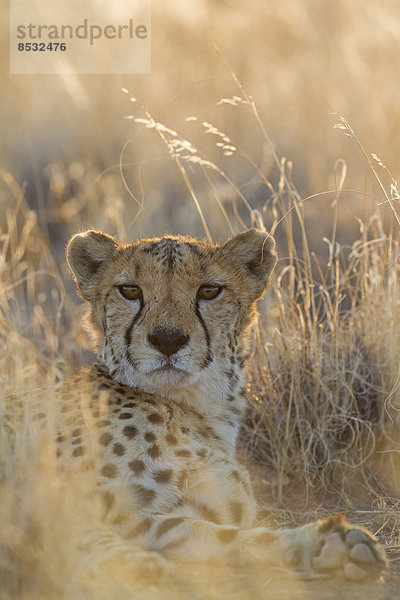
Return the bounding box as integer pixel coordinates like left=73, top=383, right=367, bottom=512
left=198, top=284, right=223, bottom=301
left=118, top=285, right=142, bottom=301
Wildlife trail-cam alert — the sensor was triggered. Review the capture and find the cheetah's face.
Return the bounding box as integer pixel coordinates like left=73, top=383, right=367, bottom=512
left=67, top=229, right=277, bottom=394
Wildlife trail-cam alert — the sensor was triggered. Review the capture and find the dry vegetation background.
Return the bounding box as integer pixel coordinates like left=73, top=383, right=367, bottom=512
left=1, top=0, right=400, bottom=597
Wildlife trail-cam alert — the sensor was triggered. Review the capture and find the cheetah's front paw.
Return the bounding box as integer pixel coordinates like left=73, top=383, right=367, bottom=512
left=300, top=514, right=388, bottom=581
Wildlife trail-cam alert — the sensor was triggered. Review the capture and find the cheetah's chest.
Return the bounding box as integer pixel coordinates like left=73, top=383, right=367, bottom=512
left=59, top=376, right=253, bottom=527
left=95, top=398, right=223, bottom=515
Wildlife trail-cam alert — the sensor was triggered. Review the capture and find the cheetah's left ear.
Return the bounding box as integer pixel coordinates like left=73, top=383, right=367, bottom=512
left=219, top=229, right=277, bottom=299
left=67, top=230, right=119, bottom=301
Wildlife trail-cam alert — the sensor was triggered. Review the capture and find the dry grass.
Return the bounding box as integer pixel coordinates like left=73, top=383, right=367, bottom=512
left=1, top=81, right=400, bottom=597
left=244, top=184, right=400, bottom=506
left=4, top=1, right=400, bottom=197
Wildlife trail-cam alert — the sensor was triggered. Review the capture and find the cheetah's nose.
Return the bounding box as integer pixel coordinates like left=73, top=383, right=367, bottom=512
left=147, top=328, right=189, bottom=357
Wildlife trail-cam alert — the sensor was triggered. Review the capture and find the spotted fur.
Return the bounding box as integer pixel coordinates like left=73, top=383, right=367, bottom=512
left=63, top=228, right=387, bottom=580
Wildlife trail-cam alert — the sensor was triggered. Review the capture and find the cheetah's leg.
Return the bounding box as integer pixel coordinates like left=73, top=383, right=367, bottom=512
left=127, top=513, right=387, bottom=581
left=80, top=526, right=170, bottom=582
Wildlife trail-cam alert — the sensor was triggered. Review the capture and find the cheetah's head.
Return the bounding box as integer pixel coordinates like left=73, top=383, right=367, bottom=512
left=67, top=229, right=277, bottom=400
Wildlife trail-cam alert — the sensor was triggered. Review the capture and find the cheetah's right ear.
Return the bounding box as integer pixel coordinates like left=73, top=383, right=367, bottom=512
left=66, top=230, right=119, bottom=301
left=219, top=228, right=277, bottom=300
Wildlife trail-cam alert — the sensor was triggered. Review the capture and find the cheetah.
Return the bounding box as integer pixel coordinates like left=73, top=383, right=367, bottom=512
left=61, top=227, right=387, bottom=581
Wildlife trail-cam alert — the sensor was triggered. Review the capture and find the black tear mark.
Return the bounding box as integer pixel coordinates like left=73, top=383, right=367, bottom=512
left=124, top=297, right=144, bottom=347
left=194, top=299, right=212, bottom=367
